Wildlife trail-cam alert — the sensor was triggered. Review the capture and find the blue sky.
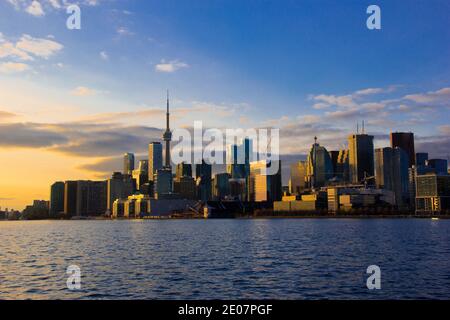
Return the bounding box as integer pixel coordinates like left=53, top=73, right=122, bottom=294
left=0, top=0, right=449, bottom=208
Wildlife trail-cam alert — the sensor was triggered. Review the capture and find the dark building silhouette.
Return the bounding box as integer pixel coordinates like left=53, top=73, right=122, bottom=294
left=416, top=152, right=428, bottom=167
left=348, top=133, right=374, bottom=184
left=50, top=181, right=64, bottom=217
left=426, top=159, right=448, bottom=175
left=64, top=181, right=78, bottom=217
left=390, top=132, right=415, bottom=167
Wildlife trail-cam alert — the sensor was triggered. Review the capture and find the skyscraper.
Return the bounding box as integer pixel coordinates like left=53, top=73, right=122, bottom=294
left=426, top=159, right=448, bottom=175
left=348, top=133, right=374, bottom=184
left=123, top=153, right=135, bottom=176
left=176, top=162, right=192, bottom=179
left=106, top=172, right=133, bottom=214
left=132, top=160, right=149, bottom=190
left=289, top=160, right=307, bottom=194
left=154, top=168, right=173, bottom=199
left=375, top=147, right=409, bottom=207
left=163, top=90, right=172, bottom=169
left=148, top=142, right=163, bottom=181
left=76, top=180, right=107, bottom=216
left=226, top=138, right=253, bottom=179
left=248, top=160, right=282, bottom=202
left=306, top=138, right=333, bottom=188
left=336, top=149, right=350, bottom=182
left=64, top=181, right=78, bottom=217
left=416, top=152, right=428, bottom=167
left=390, top=132, right=415, bottom=167
left=196, top=160, right=212, bottom=202
left=50, top=181, right=64, bottom=217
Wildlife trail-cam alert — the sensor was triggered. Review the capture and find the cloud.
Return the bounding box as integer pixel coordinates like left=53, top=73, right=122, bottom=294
left=0, top=110, right=18, bottom=120
left=403, top=87, right=450, bottom=104
left=116, top=27, right=134, bottom=36
left=0, top=62, right=30, bottom=73
left=71, top=86, right=97, bottom=96
left=155, top=59, right=189, bottom=73
left=0, top=34, right=63, bottom=61
left=99, top=51, right=109, bottom=60
left=0, top=123, right=68, bottom=148
left=26, top=1, right=45, bottom=16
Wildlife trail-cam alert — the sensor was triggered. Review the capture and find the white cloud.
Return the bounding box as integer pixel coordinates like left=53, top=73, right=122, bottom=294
left=155, top=59, right=189, bottom=73
left=16, top=34, right=64, bottom=59
left=71, top=86, right=97, bottom=97
left=99, top=51, right=109, bottom=60
left=26, top=1, right=45, bottom=16
left=0, top=62, right=30, bottom=73
left=0, top=34, right=63, bottom=61
left=116, top=27, right=134, bottom=36
left=403, top=87, right=450, bottom=104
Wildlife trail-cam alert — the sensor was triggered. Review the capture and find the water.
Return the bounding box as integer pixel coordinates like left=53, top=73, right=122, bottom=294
left=0, top=219, right=449, bottom=299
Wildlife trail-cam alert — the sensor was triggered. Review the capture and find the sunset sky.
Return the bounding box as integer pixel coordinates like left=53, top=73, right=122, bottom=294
left=1, top=0, right=449, bottom=210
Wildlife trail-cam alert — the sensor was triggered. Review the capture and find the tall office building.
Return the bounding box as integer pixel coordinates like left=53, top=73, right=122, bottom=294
left=76, top=181, right=107, bottom=216
left=390, top=132, right=415, bottom=167
left=173, top=176, right=196, bottom=200
left=416, top=152, right=428, bottom=167
left=154, top=168, right=173, bottom=199
left=212, top=173, right=231, bottom=200
left=375, top=147, right=409, bottom=207
left=132, top=160, right=149, bottom=190
left=163, top=91, right=172, bottom=169
left=329, top=151, right=340, bottom=177
left=306, top=138, right=333, bottom=188
left=348, top=133, right=374, bottom=184
left=106, top=172, right=134, bottom=214
left=336, top=149, right=350, bottom=182
left=196, top=160, right=212, bottom=202
left=123, top=153, right=135, bottom=176
left=50, top=182, right=65, bottom=217
left=226, top=138, right=253, bottom=179
left=289, top=160, right=307, bottom=194
left=426, top=159, right=448, bottom=175
left=176, top=162, right=192, bottom=179
left=148, top=142, right=163, bottom=181
left=64, top=181, right=78, bottom=217
left=248, top=160, right=282, bottom=202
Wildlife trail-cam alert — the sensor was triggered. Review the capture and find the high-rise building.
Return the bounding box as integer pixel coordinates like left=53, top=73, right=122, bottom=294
left=123, top=153, right=135, bottom=176
left=106, top=172, right=134, bottom=214
left=289, top=160, right=307, bottom=194
left=348, top=133, right=374, bottom=184
left=76, top=181, right=107, bottom=216
left=226, top=138, right=253, bottom=179
left=196, top=160, right=212, bottom=202
left=176, top=162, right=192, bottom=179
left=154, top=168, right=173, bottom=199
left=336, top=149, right=350, bottom=182
left=173, top=176, right=196, bottom=200
left=50, top=181, right=64, bottom=217
left=416, top=152, right=428, bottom=167
left=416, top=174, right=450, bottom=214
left=306, top=138, right=333, bottom=188
left=212, top=173, right=231, bottom=200
left=148, top=142, right=163, bottom=181
left=132, top=160, right=149, bottom=190
left=163, top=91, right=172, bottom=169
left=64, top=181, right=78, bottom=217
left=248, top=160, right=282, bottom=202
left=390, top=132, right=415, bottom=167
left=375, top=147, right=409, bottom=207
left=329, top=151, right=340, bottom=177
left=426, top=159, right=448, bottom=175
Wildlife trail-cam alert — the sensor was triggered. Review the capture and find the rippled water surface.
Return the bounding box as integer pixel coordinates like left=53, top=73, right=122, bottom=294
left=0, top=219, right=449, bottom=299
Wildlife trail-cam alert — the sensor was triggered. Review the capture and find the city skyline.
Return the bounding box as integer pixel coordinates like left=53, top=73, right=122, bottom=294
left=1, top=1, right=450, bottom=210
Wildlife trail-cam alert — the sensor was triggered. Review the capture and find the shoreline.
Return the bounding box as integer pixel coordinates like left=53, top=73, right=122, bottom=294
left=1, top=214, right=449, bottom=221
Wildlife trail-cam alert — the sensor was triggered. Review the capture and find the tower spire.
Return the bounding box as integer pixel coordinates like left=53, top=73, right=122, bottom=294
left=163, top=90, right=172, bottom=168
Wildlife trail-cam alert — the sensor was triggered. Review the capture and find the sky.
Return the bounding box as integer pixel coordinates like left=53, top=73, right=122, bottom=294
left=0, top=0, right=449, bottom=210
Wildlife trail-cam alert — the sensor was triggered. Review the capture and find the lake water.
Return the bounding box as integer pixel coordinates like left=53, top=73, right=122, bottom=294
left=0, top=219, right=449, bottom=299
